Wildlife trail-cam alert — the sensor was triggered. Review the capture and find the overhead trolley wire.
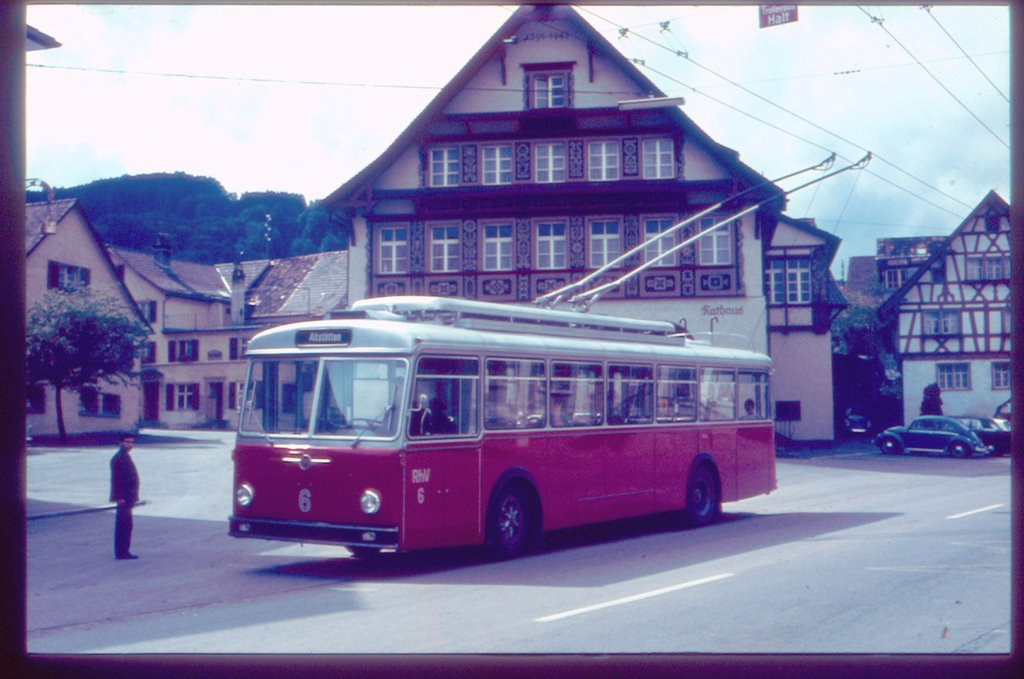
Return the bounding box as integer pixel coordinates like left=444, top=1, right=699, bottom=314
left=857, top=6, right=1008, bottom=149
left=577, top=7, right=975, bottom=218
left=921, top=5, right=1008, bottom=104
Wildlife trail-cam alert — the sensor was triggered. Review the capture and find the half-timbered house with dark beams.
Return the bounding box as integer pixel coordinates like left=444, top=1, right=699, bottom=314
left=879, top=191, right=1011, bottom=425
left=321, top=3, right=845, bottom=441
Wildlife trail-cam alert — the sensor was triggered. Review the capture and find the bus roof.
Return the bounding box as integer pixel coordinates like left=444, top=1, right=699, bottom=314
left=246, top=297, right=771, bottom=369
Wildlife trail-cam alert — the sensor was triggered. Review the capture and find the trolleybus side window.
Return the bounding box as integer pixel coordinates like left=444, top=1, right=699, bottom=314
left=314, top=359, right=406, bottom=436
left=409, top=356, right=480, bottom=438
left=656, top=365, right=697, bottom=423
left=550, top=361, right=603, bottom=427
left=737, top=370, right=770, bottom=420
left=700, top=367, right=736, bottom=422
left=607, top=364, right=654, bottom=425
left=485, top=359, right=546, bottom=430
left=241, top=359, right=318, bottom=435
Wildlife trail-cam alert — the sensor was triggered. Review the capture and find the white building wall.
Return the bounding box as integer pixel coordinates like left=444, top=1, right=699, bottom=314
left=901, top=358, right=1010, bottom=425
left=26, top=212, right=142, bottom=437
left=769, top=331, right=836, bottom=441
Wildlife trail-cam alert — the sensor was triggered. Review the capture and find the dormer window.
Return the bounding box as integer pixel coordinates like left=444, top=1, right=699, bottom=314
left=524, top=63, right=573, bottom=110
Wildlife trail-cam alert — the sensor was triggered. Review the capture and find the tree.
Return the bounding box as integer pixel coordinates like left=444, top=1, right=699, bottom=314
left=26, top=289, right=150, bottom=441
left=920, top=383, right=943, bottom=416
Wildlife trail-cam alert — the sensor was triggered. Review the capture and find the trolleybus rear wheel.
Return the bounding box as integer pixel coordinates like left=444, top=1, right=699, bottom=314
left=684, top=464, right=720, bottom=527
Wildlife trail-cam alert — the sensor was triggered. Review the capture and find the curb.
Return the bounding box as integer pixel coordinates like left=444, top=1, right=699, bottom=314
left=27, top=500, right=148, bottom=521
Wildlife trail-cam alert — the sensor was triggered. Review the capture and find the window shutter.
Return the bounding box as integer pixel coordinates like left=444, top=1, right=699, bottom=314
left=166, top=384, right=175, bottom=411
left=188, top=384, right=200, bottom=410
left=47, top=261, right=60, bottom=289
left=168, top=341, right=177, bottom=362
left=81, top=267, right=91, bottom=287
left=191, top=339, right=200, bottom=361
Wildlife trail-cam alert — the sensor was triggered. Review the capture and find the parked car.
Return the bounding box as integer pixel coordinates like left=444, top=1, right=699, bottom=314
left=842, top=407, right=873, bottom=435
left=874, top=416, right=992, bottom=458
left=954, top=416, right=1012, bottom=456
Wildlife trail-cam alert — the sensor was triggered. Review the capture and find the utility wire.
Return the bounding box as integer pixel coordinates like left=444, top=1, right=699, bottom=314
left=857, top=6, right=1008, bottom=149
left=578, top=7, right=974, bottom=218
left=921, top=5, right=1008, bottom=103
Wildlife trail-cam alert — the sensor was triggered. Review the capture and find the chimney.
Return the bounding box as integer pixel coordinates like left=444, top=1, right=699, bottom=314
left=154, top=233, right=172, bottom=267
left=230, top=262, right=247, bottom=325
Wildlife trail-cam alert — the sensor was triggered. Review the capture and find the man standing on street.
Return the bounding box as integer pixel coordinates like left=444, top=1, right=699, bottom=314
left=109, top=434, right=140, bottom=560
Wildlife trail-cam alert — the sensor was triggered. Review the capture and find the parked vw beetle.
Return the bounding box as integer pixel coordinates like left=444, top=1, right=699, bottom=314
left=874, top=415, right=992, bottom=458
left=954, top=416, right=1012, bottom=456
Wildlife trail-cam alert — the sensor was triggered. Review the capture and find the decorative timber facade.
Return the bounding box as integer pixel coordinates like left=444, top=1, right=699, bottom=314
left=322, top=4, right=845, bottom=441
left=879, top=191, right=1012, bottom=424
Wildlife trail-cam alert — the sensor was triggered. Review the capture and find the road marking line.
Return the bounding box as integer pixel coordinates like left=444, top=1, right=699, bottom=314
left=535, top=573, right=733, bottom=623
left=946, top=504, right=1003, bottom=520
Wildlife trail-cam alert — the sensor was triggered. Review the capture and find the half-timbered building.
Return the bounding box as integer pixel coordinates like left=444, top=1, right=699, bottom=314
left=879, top=191, right=1011, bottom=424
left=321, top=3, right=845, bottom=441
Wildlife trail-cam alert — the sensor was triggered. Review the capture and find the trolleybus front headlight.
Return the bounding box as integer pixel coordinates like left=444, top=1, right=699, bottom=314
left=360, top=489, right=381, bottom=515
left=236, top=482, right=254, bottom=507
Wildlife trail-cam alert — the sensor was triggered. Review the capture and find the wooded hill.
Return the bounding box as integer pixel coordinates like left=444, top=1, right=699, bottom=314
left=26, top=172, right=344, bottom=264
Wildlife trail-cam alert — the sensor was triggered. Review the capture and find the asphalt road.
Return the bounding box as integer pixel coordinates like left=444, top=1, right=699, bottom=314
left=24, top=430, right=1011, bottom=658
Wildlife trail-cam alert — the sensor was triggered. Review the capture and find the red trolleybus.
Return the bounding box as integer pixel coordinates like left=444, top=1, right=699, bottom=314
left=229, top=296, right=775, bottom=559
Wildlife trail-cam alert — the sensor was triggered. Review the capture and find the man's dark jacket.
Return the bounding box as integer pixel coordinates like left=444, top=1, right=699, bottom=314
left=109, top=447, right=139, bottom=505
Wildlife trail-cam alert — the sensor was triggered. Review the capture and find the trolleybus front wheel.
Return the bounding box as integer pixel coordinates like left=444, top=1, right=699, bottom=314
left=486, top=483, right=534, bottom=560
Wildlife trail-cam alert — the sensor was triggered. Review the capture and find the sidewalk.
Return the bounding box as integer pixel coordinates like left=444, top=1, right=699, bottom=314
left=26, top=427, right=234, bottom=521
left=775, top=436, right=877, bottom=459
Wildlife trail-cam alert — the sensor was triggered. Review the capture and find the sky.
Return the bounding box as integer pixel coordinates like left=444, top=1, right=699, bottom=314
left=24, top=3, right=1010, bottom=275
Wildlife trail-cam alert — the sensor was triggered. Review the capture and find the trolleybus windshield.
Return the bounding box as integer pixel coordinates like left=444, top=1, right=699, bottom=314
left=240, top=357, right=407, bottom=438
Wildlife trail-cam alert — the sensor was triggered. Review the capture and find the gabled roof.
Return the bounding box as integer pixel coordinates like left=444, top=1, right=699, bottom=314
left=214, top=251, right=349, bottom=319
left=110, top=247, right=230, bottom=302
left=878, top=190, right=1010, bottom=320
left=321, top=3, right=780, bottom=209
left=773, top=214, right=841, bottom=262
left=25, top=198, right=76, bottom=254
left=24, top=198, right=149, bottom=325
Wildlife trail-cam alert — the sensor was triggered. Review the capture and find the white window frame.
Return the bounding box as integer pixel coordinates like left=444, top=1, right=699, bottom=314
left=924, top=309, right=960, bottom=335
left=883, top=268, right=906, bottom=290
left=587, top=141, right=620, bottom=181
left=937, top=363, right=971, bottom=391
left=429, top=147, right=460, bottom=187
left=588, top=219, right=621, bottom=268
left=176, top=383, right=200, bottom=411
left=536, top=221, right=567, bottom=270
left=535, top=143, right=566, bottom=183
left=992, top=361, right=1011, bottom=390
left=643, top=217, right=677, bottom=267
left=699, top=218, right=732, bottom=266
left=642, top=138, right=674, bottom=179
left=530, top=72, right=568, bottom=109
left=482, top=223, right=513, bottom=272
left=482, top=145, right=512, bottom=185
left=785, top=259, right=811, bottom=304
left=430, top=224, right=461, bottom=273
left=378, top=226, right=408, bottom=274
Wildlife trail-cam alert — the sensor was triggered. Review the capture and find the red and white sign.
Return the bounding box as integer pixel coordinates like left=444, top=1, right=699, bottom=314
left=759, top=5, right=799, bottom=29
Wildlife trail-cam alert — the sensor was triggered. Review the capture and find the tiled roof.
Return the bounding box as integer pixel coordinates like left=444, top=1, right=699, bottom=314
left=215, top=251, right=349, bottom=319
left=24, top=198, right=76, bottom=253
left=111, top=247, right=230, bottom=301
